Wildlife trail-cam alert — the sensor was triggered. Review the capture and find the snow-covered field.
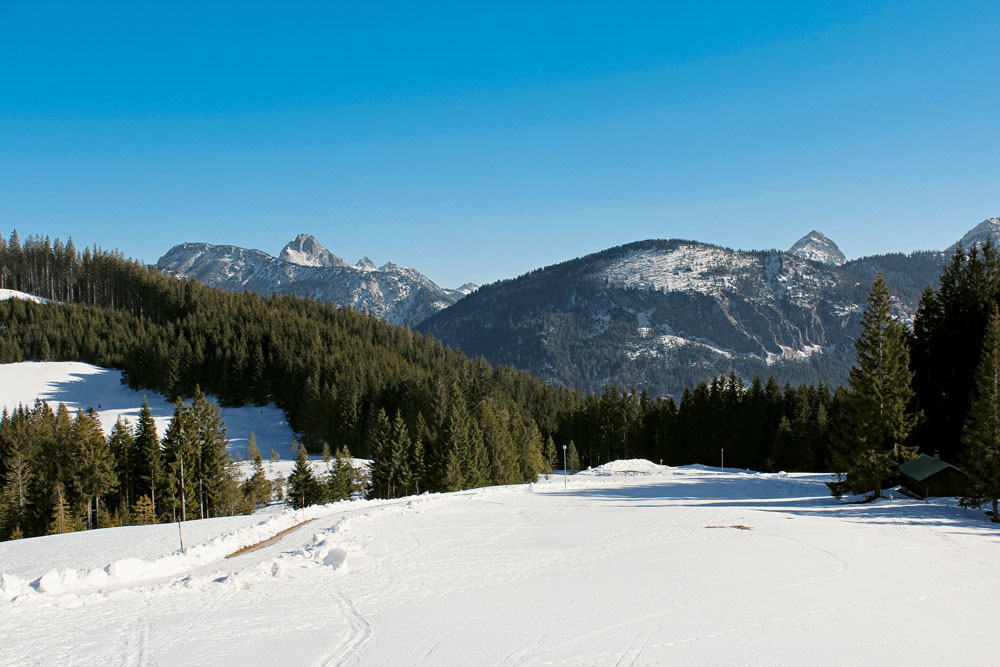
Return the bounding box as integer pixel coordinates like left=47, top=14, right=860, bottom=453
left=3, top=461, right=999, bottom=666
left=0, top=361, right=297, bottom=460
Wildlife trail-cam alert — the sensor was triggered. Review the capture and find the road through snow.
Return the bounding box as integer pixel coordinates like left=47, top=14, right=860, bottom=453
left=3, top=464, right=1000, bottom=665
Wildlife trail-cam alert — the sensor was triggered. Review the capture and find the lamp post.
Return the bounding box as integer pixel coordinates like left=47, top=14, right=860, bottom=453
left=562, top=444, right=568, bottom=491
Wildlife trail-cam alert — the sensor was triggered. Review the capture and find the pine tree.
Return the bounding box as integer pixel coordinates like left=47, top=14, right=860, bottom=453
left=287, top=442, right=320, bottom=509
left=162, top=398, right=196, bottom=521
left=439, top=384, right=471, bottom=491
left=566, top=440, right=581, bottom=472
left=134, top=397, right=161, bottom=517
left=1, top=447, right=32, bottom=538
left=408, top=435, right=425, bottom=495
left=189, top=386, right=228, bottom=519
left=367, top=409, right=394, bottom=498
left=132, top=495, right=157, bottom=525
left=960, top=306, right=1000, bottom=521
left=48, top=482, right=81, bottom=534
left=328, top=446, right=359, bottom=501
left=242, top=439, right=271, bottom=508
left=543, top=435, right=557, bottom=476
left=828, top=274, right=918, bottom=499
left=108, top=418, right=136, bottom=512
left=389, top=410, right=412, bottom=497
left=74, top=409, right=117, bottom=529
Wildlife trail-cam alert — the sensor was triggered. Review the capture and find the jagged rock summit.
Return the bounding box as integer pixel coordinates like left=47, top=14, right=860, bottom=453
left=157, top=237, right=469, bottom=327
left=787, top=230, right=847, bottom=266
left=947, top=217, right=1000, bottom=255
left=279, top=233, right=347, bottom=268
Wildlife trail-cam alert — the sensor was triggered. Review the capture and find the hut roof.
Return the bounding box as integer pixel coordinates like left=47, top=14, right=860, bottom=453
left=899, top=454, right=962, bottom=483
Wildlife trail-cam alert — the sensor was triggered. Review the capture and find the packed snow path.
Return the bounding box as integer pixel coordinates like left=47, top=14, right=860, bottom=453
left=3, top=465, right=1000, bottom=665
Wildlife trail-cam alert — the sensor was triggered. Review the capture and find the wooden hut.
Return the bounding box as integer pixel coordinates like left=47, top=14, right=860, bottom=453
left=898, top=453, right=968, bottom=499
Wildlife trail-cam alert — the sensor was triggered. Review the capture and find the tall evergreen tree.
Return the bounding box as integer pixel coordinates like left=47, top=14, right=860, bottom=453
left=287, top=442, right=320, bottom=509
left=108, top=418, right=136, bottom=512
left=133, top=397, right=161, bottom=517
left=367, top=409, right=394, bottom=498
left=828, top=274, right=918, bottom=499
left=960, top=306, right=1000, bottom=521
left=74, top=409, right=117, bottom=529
left=162, top=398, right=196, bottom=521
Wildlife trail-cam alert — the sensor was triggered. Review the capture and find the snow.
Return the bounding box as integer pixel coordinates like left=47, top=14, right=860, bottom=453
left=0, top=288, right=50, bottom=304
left=0, top=361, right=297, bottom=460
left=3, top=463, right=999, bottom=665
left=603, top=244, right=756, bottom=296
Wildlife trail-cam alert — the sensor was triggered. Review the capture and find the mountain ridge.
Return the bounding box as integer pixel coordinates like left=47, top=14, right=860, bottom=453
left=157, top=239, right=469, bottom=327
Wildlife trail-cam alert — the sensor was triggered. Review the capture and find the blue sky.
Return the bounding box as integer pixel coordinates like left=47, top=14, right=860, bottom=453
left=2, top=2, right=999, bottom=288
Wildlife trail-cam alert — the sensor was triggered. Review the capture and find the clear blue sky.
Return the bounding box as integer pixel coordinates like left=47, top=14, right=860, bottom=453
left=2, top=1, right=999, bottom=288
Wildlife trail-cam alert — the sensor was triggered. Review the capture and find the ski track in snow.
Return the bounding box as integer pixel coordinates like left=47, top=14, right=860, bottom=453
left=4, top=467, right=1000, bottom=665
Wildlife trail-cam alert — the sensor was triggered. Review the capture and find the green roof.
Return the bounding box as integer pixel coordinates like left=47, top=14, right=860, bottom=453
left=899, top=454, right=960, bottom=482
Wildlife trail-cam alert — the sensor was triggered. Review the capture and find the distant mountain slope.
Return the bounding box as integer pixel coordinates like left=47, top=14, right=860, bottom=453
left=788, top=230, right=847, bottom=265
left=157, top=236, right=474, bottom=327
left=419, top=234, right=951, bottom=397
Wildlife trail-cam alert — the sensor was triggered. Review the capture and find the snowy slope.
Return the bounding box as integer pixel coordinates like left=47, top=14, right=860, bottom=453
left=0, top=288, right=51, bottom=304
left=946, top=217, right=1000, bottom=255
left=2, top=465, right=999, bottom=666
left=0, top=361, right=297, bottom=460
left=787, top=230, right=847, bottom=265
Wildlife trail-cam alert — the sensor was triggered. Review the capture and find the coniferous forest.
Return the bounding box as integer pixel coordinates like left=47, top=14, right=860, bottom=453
left=3, top=229, right=1000, bottom=538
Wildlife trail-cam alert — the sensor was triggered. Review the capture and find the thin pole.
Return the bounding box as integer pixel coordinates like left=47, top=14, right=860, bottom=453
left=562, top=445, right=567, bottom=491
left=721, top=448, right=724, bottom=471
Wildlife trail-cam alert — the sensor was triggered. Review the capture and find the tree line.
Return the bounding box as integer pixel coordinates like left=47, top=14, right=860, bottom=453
left=0, top=390, right=284, bottom=539
left=5, top=229, right=1000, bottom=520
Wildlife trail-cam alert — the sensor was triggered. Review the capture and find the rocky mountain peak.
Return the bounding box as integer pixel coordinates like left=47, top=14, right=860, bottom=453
left=356, top=257, right=377, bottom=270
left=279, top=234, right=347, bottom=268
left=787, top=230, right=846, bottom=266
left=947, top=217, right=1000, bottom=255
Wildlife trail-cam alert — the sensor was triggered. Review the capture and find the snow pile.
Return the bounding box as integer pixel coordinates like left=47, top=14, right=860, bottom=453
left=581, top=458, right=667, bottom=476
left=1, top=502, right=344, bottom=601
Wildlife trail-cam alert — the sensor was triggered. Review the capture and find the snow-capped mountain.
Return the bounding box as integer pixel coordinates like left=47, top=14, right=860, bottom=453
left=946, top=217, right=1000, bottom=255
left=419, top=235, right=947, bottom=397
left=787, top=230, right=847, bottom=266
left=278, top=233, right=348, bottom=268
left=157, top=238, right=468, bottom=327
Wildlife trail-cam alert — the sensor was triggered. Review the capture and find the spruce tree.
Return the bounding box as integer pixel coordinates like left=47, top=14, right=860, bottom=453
left=367, top=409, right=394, bottom=498
left=828, top=274, right=918, bottom=499
left=439, top=384, right=471, bottom=491
left=287, top=442, right=320, bottom=509
left=162, top=398, right=196, bottom=521
left=134, top=397, right=161, bottom=517
left=242, top=440, right=271, bottom=508
left=328, top=446, right=358, bottom=501
left=108, top=418, right=136, bottom=512
left=132, top=495, right=157, bottom=525
left=543, top=436, right=557, bottom=476
left=0, top=447, right=32, bottom=539
left=960, top=306, right=1000, bottom=521
left=74, top=409, right=116, bottom=529
left=566, top=440, right=580, bottom=472
left=389, top=410, right=412, bottom=497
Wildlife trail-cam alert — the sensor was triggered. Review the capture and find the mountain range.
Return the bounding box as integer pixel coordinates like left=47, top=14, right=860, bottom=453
left=157, top=234, right=477, bottom=328
left=157, top=219, right=999, bottom=397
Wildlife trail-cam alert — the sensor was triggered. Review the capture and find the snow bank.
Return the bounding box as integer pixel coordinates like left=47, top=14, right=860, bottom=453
left=2, top=503, right=339, bottom=601
left=580, top=458, right=667, bottom=476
